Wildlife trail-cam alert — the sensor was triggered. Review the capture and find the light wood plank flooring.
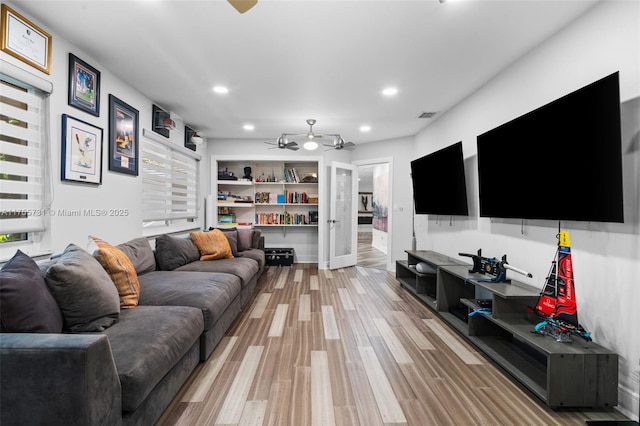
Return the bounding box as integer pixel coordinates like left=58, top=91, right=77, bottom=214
left=157, top=264, right=627, bottom=426
left=357, top=232, right=387, bottom=270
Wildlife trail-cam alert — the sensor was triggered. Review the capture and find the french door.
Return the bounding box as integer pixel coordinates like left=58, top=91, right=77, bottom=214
left=328, top=161, right=358, bottom=269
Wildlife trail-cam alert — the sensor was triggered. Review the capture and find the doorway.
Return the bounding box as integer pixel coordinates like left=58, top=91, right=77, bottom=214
left=354, top=159, right=392, bottom=270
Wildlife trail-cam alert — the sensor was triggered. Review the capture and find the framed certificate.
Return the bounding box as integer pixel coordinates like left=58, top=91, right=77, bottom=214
left=1, top=4, right=52, bottom=74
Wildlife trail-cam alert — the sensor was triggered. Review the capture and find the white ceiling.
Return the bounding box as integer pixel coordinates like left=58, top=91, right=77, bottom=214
left=12, top=0, right=599, bottom=145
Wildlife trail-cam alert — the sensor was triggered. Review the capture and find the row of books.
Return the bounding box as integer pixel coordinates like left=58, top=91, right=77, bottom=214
left=254, top=191, right=311, bottom=204
left=283, top=168, right=302, bottom=183
left=255, top=212, right=312, bottom=225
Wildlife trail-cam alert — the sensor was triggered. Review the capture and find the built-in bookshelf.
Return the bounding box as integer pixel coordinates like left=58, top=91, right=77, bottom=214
left=210, top=157, right=321, bottom=263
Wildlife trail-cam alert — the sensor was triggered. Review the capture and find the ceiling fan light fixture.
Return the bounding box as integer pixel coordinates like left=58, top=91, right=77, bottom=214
left=269, top=119, right=353, bottom=152
left=303, top=140, right=318, bottom=151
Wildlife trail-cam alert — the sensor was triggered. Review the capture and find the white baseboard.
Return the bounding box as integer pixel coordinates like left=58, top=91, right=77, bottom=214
left=617, top=384, right=639, bottom=422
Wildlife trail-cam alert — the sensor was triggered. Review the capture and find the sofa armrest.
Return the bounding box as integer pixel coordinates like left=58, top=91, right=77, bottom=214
left=0, top=333, right=122, bottom=426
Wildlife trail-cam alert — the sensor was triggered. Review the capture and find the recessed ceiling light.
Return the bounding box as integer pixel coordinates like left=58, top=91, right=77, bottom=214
left=213, top=86, right=228, bottom=94
left=243, top=124, right=255, bottom=131
left=382, top=87, right=398, bottom=97
left=360, top=125, right=371, bottom=132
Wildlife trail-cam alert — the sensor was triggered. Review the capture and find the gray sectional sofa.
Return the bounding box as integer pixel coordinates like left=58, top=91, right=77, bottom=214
left=0, top=228, right=265, bottom=426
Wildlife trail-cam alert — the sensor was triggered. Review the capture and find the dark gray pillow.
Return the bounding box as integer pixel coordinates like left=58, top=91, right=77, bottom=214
left=44, top=244, right=120, bottom=332
left=0, top=250, right=63, bottom=333
left=154, top=234, right=200, bottom=271
left=115, top=237, right=156, bottom=275
left=237, top=229, right=254, bottom=252
left=217, top=228, right=239, bottom=257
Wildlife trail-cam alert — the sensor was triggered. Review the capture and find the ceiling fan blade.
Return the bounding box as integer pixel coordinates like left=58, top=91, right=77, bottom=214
left=342, top=142, right=356, bottom=151
left=286, top=142, right=299, bottom=151
left=227, top=0, right=257, bottom=14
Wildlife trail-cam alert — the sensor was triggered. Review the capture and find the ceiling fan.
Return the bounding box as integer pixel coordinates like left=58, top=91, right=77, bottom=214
left=227, top=0, right=258, bottom=14
left=269, top=119, right=353, bottom=151
left=324, top=139, right=356, bottom=151
left=264, top=136, right=299, bottom=151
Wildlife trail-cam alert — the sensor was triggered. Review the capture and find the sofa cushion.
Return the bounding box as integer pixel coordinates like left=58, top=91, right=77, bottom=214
left=137, top=271, right=241, bottom=330
left=237, top=248, right=266, bottom=271
left=175, top=257, right=259, bottom=288
left=190, top=230, right=233, bottom=261
left=91, top=236, right=140, bottom=308
left=116, top=237, right=156, bottom=275
left=103, top=305, right=203, bottom=413
left=0, top=250, right=63, bottom=333
left=154, top=234, right=200, bottom=271
left=44, top=244, right=120, bottom=332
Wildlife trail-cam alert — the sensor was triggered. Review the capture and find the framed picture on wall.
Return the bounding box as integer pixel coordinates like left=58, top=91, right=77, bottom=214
left=68, top=53, right=101, bottom=116
left=108, top=94, right=139, bottom=176
left=61, top=114, right=103, bottom=185
left=0, top=4, right=52, bottom=74
left=359, top=192, right=372, bottom=213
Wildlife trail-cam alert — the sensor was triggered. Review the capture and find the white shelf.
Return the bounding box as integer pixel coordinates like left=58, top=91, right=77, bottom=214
left=217, top=180, right=253, bottom=186
left=218, top=202, right=254, bottom=207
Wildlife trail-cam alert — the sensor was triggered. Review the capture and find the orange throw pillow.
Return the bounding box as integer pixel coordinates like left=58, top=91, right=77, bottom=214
left=90, top=236, right=140, bottom=308
left=190, top=229, right=234, bottom=261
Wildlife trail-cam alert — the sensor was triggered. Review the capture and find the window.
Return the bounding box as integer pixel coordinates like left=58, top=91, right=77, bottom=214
left=0, top=61, right=52, bottom=259
left=141, top=130, right=200, bottom=235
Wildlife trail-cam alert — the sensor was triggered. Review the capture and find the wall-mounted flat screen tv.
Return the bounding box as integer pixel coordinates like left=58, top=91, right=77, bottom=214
left=411, top=141, right=469, bottom=216
left=476, top=71, right=623, bottom=223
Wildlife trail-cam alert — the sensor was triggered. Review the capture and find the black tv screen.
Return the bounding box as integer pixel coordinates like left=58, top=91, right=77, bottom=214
left=477, top=72, right=624, bottom=223
left=411, top=141, right=469, bottom=216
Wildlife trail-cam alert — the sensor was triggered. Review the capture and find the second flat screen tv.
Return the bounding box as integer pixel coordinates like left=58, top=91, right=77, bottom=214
left=476, top=71, right=624, bottom=223
left=411, top=141, right=469, bottom=216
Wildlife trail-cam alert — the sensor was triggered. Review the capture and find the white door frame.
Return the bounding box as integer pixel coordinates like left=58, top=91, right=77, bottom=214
left=353, top=157, right=394, bottom=271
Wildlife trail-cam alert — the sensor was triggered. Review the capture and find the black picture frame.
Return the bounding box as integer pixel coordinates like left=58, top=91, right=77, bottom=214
left=108, top=94, right=139, bottom=176
left=61, top=114, right=103, bottom=185
left=359, top=192, right=373, bottom=213
left=68, top=53, right=101, bottom=116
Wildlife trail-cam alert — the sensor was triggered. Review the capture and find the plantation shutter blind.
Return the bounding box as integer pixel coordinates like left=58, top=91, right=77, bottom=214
left=141, top=129, right=200, bottom=222
left=0, top=66, right=50, bottom=234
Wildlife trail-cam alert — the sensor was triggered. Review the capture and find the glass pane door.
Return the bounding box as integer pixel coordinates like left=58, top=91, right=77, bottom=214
left=329, top=161, right=358, bottom=269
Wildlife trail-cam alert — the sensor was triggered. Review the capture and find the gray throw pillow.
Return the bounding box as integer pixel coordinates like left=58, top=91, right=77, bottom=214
left=154, top=234, right=201, bottom=271
left=0, top=250, right=63, bottom=333
left=237, top=229, right=254, bottom=252
left=115, top=237, right=156, bottom=275
left=44, top=244, right=120, bottom=332
left=217, top=228, right=239, bottom=257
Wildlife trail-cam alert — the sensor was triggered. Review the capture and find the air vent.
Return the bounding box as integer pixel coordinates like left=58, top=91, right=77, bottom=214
left=418, top=111, right=437, bottom=119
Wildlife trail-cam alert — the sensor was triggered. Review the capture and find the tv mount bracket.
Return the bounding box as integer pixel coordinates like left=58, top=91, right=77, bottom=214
left=458, top=249, right=532, bottom=283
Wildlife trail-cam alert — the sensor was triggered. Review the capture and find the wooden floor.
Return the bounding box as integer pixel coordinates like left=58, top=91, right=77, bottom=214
left=357, top=231, right=387, bottom=270
left=157, top=264, right=627, bottom=426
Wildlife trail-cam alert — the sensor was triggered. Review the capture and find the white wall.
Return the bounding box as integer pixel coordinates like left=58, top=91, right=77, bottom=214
left=1, top=3, right=210, bottom=255
left=412, top=1, right=640, bottom=419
